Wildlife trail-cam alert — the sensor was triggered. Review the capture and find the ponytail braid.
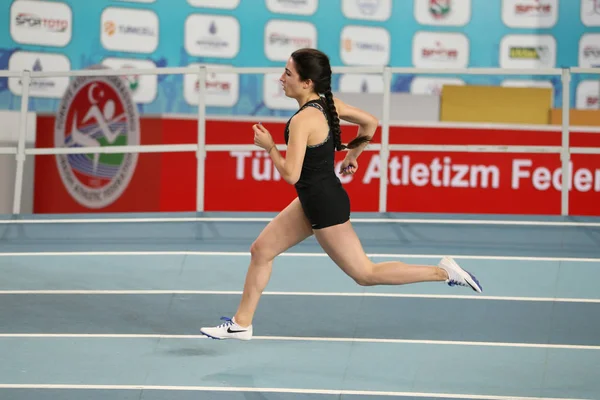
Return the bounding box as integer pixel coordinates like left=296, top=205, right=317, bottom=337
left=323, top=89, right=372, bottom=151
left=323, top=89, right=344, bottom=151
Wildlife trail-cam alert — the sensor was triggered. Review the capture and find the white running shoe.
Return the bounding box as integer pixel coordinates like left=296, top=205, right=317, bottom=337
left=200, top=316, right=253, bottom=341
left=439, top=256, right=483, bottom=293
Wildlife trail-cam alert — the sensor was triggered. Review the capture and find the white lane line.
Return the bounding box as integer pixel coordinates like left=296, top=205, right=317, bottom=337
left=0, top=290, right=597, bottom=303
left=1, top=216, right=599, bottom=227
left=0, top=333, right=597, bottom=350
left=0, top=384, right=592, bottom=399
left=0, top=251, right=598, bottom=262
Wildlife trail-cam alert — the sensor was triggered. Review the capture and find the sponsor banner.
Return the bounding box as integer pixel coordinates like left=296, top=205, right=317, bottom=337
left=266, top=0, right=319, bottom=15
left=206, top=149, right=379, bottom=212
left=8, top=51, right=71, bottom=99
left=412, top=31, right=469, bottom=68
left=101, top=58, right=158, bottom=104
left=35, top=117, right=160, bottom=214
left=581, top=0, right=600, bottom=26
left=187, top=0, right=240, bottom=8
left=101, top=7, right=159, bottom=54
left=207, top=123, right=600, bottom=215
left=341, top=0, right=392, bottom=21
left=338, top=74, right=385, bottom=94
left=4, top=0, right=596, bottom=117
left=414, top=0, right=471, bottom=26
left=34, top=115, right=198, bottom=213
left=576, top=81, right=600, bottom=110
left=579, top=34, right=600, bottom=68
left=385, top=152, right=600, bottom=215
left=340, top=26, right=390, bottom=66
left=499, top=34, right=557, bottom=68
left=571, top=154, right=600, bottom=215
left=410, top=77, right=465, bottom=96
left=502, top=0, right=558, bottom=28
left=184, top=64, right=239, bottom=107
left=34, top=117, right=600, bottom=216
left=185, top=14, right=240, bottom=58
left=10, top=0, right=72, bottom=47
left=264, top=20, right=317, bottom=62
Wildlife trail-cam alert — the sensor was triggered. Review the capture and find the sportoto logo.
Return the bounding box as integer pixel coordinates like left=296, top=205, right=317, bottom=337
left=10, top=0, right=72, bottom=46
left=54, top=68, right=139, bottom=209
left=264, top=20, right=317, bottom=61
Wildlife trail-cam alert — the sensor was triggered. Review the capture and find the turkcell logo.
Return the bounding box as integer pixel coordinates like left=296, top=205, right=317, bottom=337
left=340, top=26, right=390, bottom=66
left=101, top=7, right=159, bottom=53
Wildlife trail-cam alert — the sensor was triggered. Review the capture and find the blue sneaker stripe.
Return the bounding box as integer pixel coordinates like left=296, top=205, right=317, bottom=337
left=200, top=330, right=223, bottom=340
left=465, top=270, right=483, bottom=291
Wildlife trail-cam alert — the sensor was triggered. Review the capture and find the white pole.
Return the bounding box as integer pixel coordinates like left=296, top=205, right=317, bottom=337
left=12, top=70, right=31, bottom=215
left=378, top=67, right=392, bottom=213
left=196, top=66, right=207, bottom=213
left=560, top=69, right=571, bottom=216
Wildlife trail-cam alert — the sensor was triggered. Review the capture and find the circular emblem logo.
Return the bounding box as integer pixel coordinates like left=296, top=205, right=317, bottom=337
left=54, top=69, right=139, bottom=209
left=429, top=0, right=451, bottom=19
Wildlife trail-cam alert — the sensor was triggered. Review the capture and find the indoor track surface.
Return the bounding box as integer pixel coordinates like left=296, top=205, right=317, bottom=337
left=0, top=212, right=599, bottom=400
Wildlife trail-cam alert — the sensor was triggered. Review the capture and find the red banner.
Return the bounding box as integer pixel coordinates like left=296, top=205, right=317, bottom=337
left=33, top=115, right=600, bottom=216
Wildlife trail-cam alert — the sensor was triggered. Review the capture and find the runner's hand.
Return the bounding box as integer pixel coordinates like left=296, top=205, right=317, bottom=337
left=339, top=157, right=358, bottom=175
left=253, top=123, right=275, bottom=152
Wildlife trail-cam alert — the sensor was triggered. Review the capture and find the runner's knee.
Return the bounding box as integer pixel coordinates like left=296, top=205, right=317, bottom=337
left=250, top=239, right=275, bottom=264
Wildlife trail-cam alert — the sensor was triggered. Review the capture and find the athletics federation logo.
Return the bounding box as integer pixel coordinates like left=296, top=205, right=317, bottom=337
left=54, top=67, right=139, bottom=209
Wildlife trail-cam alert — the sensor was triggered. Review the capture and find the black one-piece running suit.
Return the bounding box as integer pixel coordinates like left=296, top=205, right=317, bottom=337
left=284, top=98, right=350, bottom=229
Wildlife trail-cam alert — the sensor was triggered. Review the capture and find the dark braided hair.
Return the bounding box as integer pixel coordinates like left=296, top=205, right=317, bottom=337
left=290, top=48, right=371, bottom=151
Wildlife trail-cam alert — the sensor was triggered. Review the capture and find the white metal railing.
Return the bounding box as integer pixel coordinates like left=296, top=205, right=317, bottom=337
left=1, top=66, right=600, bottom=216
left=14, top=71, right=31, bottom=216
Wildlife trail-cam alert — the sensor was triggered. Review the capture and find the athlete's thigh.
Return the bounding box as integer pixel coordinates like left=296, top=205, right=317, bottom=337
left=313, top=221, right=371, bottom=278
left=253, top=197, right=314, bottom=257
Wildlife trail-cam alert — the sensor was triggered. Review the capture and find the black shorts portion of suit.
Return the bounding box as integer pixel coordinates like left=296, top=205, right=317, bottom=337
left=296, top=176, right=351, bottom=230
